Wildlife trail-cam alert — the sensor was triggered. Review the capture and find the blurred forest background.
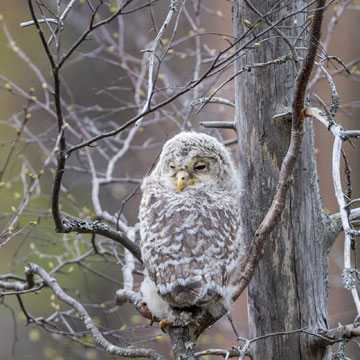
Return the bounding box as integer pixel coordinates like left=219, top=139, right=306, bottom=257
left=0, top=0, right=359, bottom=359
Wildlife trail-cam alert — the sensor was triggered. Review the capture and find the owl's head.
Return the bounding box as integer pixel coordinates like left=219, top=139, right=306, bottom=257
left=143, top=132, right=238, bottom=192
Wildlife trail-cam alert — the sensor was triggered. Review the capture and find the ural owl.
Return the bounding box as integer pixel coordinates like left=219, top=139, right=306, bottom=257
left=139, top=132, right=242, bottom=327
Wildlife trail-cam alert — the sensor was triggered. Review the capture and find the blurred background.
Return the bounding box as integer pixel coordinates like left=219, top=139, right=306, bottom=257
left=0, top=0, right=359, bottom=359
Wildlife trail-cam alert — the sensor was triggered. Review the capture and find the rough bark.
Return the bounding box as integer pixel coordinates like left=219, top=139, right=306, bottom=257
left=168, top=327, right=196, bottom=360
left=233, top=1, right=331, bottom=359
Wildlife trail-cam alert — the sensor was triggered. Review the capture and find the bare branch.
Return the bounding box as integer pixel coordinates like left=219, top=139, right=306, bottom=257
left=196, top=55, right=295, bottom=113
left=20, top=18, right=58, bottom=27
left=136, top=0, right=183, bottom=126
left=191, top=97, right=235, bottom=108
left=330, top=207, right=360, bottom=236
left=200, top=121, right=236, bottom=131
left=305, top=106, right=360, bottom=315
left=61, top=219, right=142, bottom=263
left=317, top=323, right=360, bottom=345
left=309, top=0, right=352, bottom=88
left=26, top=263, right=165, bottom=359
left=58, top=0, right=156, bottom=69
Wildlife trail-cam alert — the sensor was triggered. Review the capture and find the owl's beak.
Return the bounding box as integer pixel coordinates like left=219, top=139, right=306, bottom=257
left=177, top=170, right=190, bottom=192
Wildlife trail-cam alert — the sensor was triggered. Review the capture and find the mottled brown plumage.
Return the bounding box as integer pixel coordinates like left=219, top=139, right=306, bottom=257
left=139, top=132, right=242, bottom=325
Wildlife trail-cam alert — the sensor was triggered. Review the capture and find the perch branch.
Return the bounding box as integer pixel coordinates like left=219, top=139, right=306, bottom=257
left=115, top=289, right=155, bottom=321
left=168, top=326, right=196, bottom=360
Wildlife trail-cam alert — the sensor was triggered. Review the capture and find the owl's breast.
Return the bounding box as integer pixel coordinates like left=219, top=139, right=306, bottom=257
left=139, top=184, right=241, bottom=307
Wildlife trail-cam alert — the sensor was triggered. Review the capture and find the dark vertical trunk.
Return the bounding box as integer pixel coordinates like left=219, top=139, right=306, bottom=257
left=233, top=1, right=331, bottom=359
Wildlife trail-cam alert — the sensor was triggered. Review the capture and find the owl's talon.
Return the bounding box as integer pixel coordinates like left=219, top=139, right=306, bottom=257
left=159, top=319, right=173, bottom=333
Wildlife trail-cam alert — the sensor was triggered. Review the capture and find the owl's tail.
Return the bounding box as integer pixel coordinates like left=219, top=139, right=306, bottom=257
left=164, top=280, right=220, bottom=308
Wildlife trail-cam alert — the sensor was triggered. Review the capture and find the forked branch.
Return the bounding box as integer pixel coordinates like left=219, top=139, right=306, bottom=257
left=23, top=263, right=164, bottom=360
left=305, top=107, right=360, bottom=315
left=26, top=0, right=142, bottom=260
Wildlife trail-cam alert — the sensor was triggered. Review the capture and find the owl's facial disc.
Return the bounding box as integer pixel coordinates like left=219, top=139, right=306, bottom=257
left=166, top=157, right=210, bottom=192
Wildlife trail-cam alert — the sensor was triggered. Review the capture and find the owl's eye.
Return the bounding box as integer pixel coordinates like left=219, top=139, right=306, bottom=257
left=169, top=163, right=176, bottom=169
left=194, top=162, right=207, bottom=171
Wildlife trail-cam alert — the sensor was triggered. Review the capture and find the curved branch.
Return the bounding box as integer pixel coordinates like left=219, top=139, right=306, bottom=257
left=62, top=219, right=142, bottom=263
left=26, top=1, right=143, bottom=262
left=26, top=263, right=164, bottom=360
left=306, top=106, right=360, bottom=315
left=58, top=0, right=157, bottom=69
left=27, top=1, right=68, bottom=233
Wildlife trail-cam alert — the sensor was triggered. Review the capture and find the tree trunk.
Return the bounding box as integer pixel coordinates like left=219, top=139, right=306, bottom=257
left=233, top=1, right=332, bottom=359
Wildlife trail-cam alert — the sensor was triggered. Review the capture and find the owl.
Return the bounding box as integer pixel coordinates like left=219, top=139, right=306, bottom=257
left=139, top=132, right=242, bottom=328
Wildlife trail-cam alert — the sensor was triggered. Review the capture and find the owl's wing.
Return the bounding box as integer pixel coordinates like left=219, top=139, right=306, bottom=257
left=140, top=186, right=241, bottom=309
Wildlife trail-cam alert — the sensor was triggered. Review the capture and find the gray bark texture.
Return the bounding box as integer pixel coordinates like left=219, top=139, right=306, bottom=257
left=233, top=1, right=332, bottom=359
left=168, top=327, right=196, bottom=360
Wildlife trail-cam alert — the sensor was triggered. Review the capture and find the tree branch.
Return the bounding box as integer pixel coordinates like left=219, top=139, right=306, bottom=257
left=330, top=207, right=360, bottom=237
left=61, top=219, right=142, bottom=263
left=64, top=3, right=322, bottom=156
left=317, top=323, right=360, bottom=345
left=305, top=106, right=360, bottom=314
left=25, top=263, right=164, bottom=359
left=191, top=97, right=235, bottom=108
left=200, top=121, right=236, bottom=131
left=194, top=324, right=360, bottom=358
left=195, top=55, right=295, bottom=113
